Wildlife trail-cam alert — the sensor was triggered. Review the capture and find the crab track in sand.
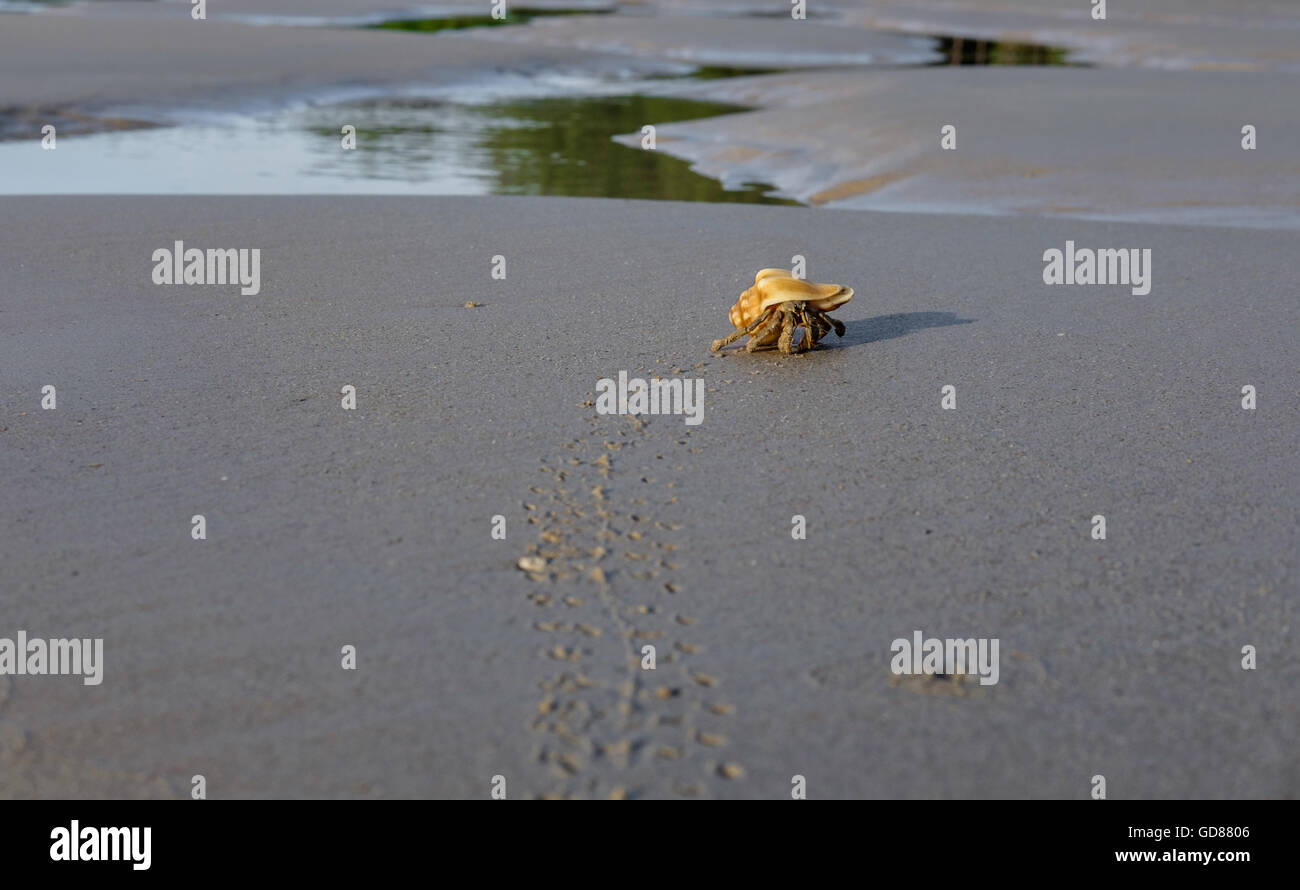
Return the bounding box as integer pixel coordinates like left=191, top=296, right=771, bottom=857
left=0, top=675, right=174, bottom=798
left=518, top=407, right=741, bottom=799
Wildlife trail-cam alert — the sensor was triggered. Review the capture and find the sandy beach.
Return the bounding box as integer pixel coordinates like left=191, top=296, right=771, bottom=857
left=3, top=195, right=1296, bottom=798
left=1, top=1, right=1297, bottom=800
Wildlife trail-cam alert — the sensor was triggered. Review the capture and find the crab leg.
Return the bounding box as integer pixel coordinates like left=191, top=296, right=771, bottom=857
left=816, top=307, right=845, bottom=338
left=811, top=308, right=835, bottom=343
left=745, top=308, right=784, bottom=352
left=807, top=314, right=828, bottom=345
left=794, top=303, right=815, bottom=353
left=799, top=304, right=822, bottom=348
left=711, top=310, right=772, bottom=352
left=806, top=307, right=844, bottom=340
left=778, top=306, right=804, bottom=355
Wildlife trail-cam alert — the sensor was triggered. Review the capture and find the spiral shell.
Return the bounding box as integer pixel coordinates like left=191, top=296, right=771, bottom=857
left=727, top=268, right=854, bottom=329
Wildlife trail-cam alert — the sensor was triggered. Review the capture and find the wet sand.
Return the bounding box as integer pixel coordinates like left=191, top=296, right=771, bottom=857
left=0, top=13, right=666, bottom=112
left=638, top=66, right=1300, bottom=228
left=2, top=196, right=1296, bottom=798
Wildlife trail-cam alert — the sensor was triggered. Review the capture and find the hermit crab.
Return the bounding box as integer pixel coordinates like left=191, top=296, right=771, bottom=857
left=709, top=268, right=853, bottom=355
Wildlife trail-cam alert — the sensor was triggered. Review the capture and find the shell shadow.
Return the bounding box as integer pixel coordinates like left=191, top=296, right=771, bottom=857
left=837, top=311, right=974, bottom=348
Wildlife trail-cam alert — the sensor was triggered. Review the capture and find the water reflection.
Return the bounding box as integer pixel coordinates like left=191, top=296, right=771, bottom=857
left=299, top=94, right=795, bottom=203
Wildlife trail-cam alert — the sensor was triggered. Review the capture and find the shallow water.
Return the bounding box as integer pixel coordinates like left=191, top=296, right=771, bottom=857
left=0, top=7, right=1082, bottom=201
left=369, top=8, right=612, bottom=34
left=0, top=93, right=794, bottom=202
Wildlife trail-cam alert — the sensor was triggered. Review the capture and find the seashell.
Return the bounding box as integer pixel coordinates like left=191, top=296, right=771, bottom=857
left=728, top=269, right=853, bottom=329
left=712, top=268, right=853, bottom=355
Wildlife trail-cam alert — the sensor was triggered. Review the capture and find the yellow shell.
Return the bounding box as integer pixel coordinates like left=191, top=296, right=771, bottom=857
left=727, top=268, right=853, bottom=329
